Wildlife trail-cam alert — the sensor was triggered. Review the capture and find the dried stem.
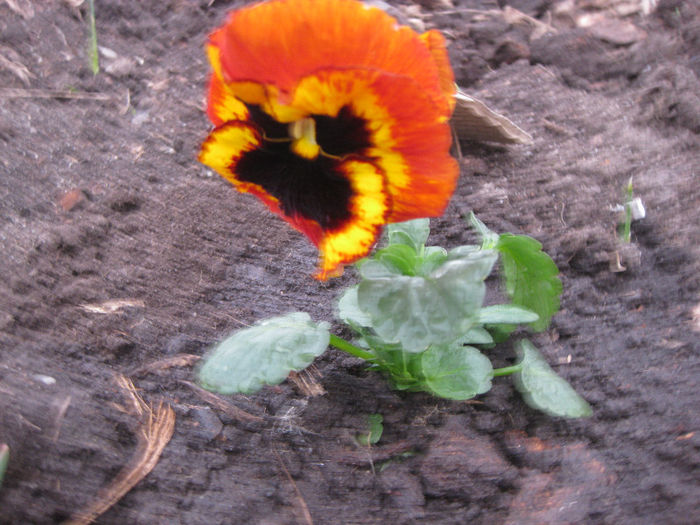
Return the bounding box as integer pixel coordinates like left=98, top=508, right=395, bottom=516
left=65, top=376, right=175, bottom=525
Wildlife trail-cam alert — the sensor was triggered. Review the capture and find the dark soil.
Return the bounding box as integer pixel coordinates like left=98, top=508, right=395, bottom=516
left=1, top=0, right=699, bottom=523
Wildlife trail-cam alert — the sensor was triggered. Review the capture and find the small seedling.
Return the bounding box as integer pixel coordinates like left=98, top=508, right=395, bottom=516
left=617, top=177, right=645, bottom=243
left=355, top=414, right=384, bottom=447
left=0, top=444, right=9, bottom=488
left=87, top=0, right=99, bottom=75
left=199, top=215, right=591, bottom=419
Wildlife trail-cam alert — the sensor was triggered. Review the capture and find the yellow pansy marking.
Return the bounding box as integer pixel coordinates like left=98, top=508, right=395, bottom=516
left=318, top=158, right=390, bottom=277
left=198, top=123, right=261, bottom=186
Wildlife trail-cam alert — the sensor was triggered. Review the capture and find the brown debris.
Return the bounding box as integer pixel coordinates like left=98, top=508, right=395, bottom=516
left=180, top=380, right=265, bottom=423
left=64, top=375, right=175, bottom=525
left=0, top=46, right=34, bottom=86
left=288, top=365, right=326, bottom=397
left=0, top=88, right=111, bottom=101
left=131, top=353, right=201, bottom=377
left=58, top=189, right=86, bottom=212
left=452, top=89, right=533, bottom=144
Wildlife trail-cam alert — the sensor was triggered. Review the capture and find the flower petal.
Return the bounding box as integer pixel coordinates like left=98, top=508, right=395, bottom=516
left=200, top=0, right=460, bottom=279
left=419, top=30, right=456, bottom=114
left=198, top=121, right=262, bottom=187
left=210, top=0, right=453, bottom=116
left=317, top=156, right=391, bottom=279
left=206, top=72, right=248, bottom=126
left=276, top=69, right=458, bottom=222
left=200, top=120, right=391, bottom=278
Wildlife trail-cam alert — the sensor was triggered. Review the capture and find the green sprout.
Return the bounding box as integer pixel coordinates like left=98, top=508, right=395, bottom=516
left=618, top=177, right=645, bottom=243
left=0, top=444, right=9, bottom=489
left=87, top=0, right=99, bottom=75
left=355, top=414, right=384, bottom=447
left=198, top=216, right=590, bottom=419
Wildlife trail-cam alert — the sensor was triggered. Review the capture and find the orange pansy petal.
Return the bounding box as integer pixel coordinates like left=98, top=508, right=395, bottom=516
left=212, top=0, right=452, bottom=116
left=316, top=157, right=391, bottom=279
left=419, top=30, right=457, bottom=114
left=366, top=72, right=458, bottom=221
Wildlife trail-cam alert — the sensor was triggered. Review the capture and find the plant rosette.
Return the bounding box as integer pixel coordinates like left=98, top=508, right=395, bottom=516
left=199, top=216, right=591, bottom=419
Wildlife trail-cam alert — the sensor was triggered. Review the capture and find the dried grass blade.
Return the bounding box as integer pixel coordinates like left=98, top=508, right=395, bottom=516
left=64, top=377, right=175, bottom=525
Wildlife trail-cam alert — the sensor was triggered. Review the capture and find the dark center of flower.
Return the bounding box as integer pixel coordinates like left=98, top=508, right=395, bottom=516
left=314, top=106, right=372, bottom=157
left=236, top=150, right=353, bottom=231
left=234, top=104, right=374, bottom=231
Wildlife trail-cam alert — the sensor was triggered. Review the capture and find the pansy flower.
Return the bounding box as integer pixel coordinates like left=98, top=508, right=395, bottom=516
left=199, top=0, right=458, bottom=279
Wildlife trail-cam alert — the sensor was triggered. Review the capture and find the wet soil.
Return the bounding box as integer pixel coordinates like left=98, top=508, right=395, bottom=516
left=1, top=0, right=699, bottom=523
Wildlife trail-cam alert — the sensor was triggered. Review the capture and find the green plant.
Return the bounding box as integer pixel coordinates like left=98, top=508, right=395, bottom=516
left=199, top=215, right=591, bottom=418
left=87, top=0, right=99, bottom=75
left=0, top=444, right=8, bottom=488
left=618, top=177, right=645, bottom=243
left=355, top=414, right=384, bottom=447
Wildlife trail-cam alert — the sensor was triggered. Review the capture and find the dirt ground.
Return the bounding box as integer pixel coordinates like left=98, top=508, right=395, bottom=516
left=1, top=0, right=699, bottom=523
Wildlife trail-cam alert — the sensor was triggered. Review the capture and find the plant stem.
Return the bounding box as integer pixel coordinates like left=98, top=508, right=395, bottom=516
left=329, top=334, right=376, bottom=361
left=492, top=363, right=523, bottom=377
left=87, top=0, right=99, bottom=75
left=620, top=177, right=634, bottom=243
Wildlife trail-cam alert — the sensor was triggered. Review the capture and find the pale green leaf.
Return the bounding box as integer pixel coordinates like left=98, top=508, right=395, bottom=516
left=478, top=304, right=539, bottom=325
left=459, top=326, right=494, bottom=345
left=374, top=244, right=419, bottom=275
left=386, top=219, right=430, bottom=251
left=416, top=246, right=448, bottom=276
left=337, top=286, right=372, bottom=327
left=420, top=344, right=493, bottom=400
left=514, top=340, right=592, bottom=418
left=468, top=212, right=499, bottom=249
left=198, top=312, right=330, bottom=395
left=357, top=251, right=498, bottom=352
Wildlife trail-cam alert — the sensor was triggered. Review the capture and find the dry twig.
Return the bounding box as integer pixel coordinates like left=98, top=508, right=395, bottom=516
left=131, top=354, right=201, bottom=377
left=0, top=88, right=111, bottom=101
left=274, top=449, right=313, bottom=525
left=64, top=375, right=175, bottom=525
left=288, top=365, right=326, bottom=397
left=0, top=47, right=34, bottom=86
left=180, top=380, right=265, bottom=423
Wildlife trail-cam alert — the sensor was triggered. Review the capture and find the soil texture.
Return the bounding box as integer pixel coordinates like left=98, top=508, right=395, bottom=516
left=1, top=0, right=699, bottom=524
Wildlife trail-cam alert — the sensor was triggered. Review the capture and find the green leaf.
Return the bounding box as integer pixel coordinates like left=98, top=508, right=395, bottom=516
left=198, top=312, right=330, bottom=395
left=357, top=251, right=498, bottom=352
left=496, top=234, right=562, bottom=331
left=374, top=244, right=419, bottom=275
left=357, top=259, right=398, bottom=279
left=416, top=246, right=448, bottom=275
left=337, top=286, right=372, bottom=327
left=459, top=326, right=494, bottom=345
left=478, top=304, right=539, bottom=325
left=0, top=444, right=8, bottom=488
left=468, top=212, right=499, bottom=249
left=446, top=244, right=483, bottom=262
left=484, top=323, right=516, bottom=343
left=513, top=340, right=592, bottom=418
left=386, top=219, right=430, bottom=251
left=420, top=344, right=493, bottom=400
left=356, top=414, right=384, bottom=446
